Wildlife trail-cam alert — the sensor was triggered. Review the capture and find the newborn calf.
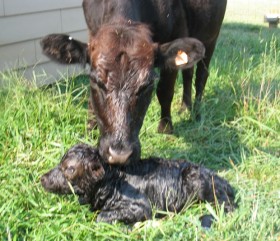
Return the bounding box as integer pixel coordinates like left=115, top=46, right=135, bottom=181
left=41, top=144, right=236, bottom=225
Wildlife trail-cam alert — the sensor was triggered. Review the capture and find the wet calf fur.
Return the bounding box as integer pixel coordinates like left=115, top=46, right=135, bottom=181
left=41, top=144, right=236, bottom=225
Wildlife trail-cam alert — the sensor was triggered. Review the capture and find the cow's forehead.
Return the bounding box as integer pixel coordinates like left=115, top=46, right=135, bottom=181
left=89, top=23, right=155, bottom=78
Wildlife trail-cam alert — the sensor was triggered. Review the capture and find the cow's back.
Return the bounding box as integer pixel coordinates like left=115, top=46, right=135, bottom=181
left=82, top=0, right=188, bottom=42
left=182, top=0, right=227, bottom=43
left=82, top=0, right=227, bottom=44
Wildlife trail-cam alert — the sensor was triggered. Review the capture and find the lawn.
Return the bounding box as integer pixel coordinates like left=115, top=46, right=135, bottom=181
left=0, top=3, right=280, bottom=241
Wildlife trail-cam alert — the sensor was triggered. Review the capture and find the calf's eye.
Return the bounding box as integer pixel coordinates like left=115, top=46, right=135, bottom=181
left=66, top=167, right=75, bottom=175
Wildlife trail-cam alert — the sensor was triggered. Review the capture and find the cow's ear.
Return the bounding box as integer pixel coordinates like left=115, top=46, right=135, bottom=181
left=40, top=34, right=89, bottom=66
left=154, top=37, right=205, bottom=69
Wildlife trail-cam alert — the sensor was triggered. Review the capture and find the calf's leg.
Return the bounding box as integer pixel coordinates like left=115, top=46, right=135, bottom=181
left=183, top=165, right=236, bottom=213
left=97, top=190, right=152, bottom=224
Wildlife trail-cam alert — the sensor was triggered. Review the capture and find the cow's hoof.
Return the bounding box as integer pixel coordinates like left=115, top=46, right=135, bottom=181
left=190, top=109, right=201, bottom=122
left=193, top=100, right=202, bottom=121
left=179, top=102, right=192, bottom=114
left=195, top=112, right=201, bottom=121
left=158, top=118, right=173, bottom=134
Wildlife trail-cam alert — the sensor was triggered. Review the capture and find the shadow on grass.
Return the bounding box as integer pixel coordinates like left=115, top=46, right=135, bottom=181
left=172, top=88, right=245, bottom=171
left=163, top=22, right=280, bottom=171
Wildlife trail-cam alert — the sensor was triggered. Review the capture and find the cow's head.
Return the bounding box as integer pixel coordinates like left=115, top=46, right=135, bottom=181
left=40, top=22, right=205, bottom=165
left=88, top=22, right=205, bottom=165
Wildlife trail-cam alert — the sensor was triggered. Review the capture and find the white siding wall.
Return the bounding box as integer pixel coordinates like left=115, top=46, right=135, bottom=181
left=0, top=0, right=88, bottom=85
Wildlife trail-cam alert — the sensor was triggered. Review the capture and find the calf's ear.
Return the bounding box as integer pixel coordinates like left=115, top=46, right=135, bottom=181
left=40, top=34, right=89, bottom=66
left=154, top=37, right=205, bottom=69
left=86, top=157, right=105, bottom=181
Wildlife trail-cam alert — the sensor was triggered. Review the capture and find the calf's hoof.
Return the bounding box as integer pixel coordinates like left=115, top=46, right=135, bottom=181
left=158, top=118, right=173, bottom=134
left=200, top=214, right=214, bottom=229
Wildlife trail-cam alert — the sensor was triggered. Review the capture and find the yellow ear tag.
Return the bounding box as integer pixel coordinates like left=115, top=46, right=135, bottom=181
left=175, top=50, right=189, bottom=66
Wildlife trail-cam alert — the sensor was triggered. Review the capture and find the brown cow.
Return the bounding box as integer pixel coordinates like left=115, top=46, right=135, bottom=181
left=41, top=0, right=227, bottom=165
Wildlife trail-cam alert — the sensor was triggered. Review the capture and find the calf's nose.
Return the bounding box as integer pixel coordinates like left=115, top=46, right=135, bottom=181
left=108, top=147, right=132, bottom=165
left=41, top=175, right=48, bottom=186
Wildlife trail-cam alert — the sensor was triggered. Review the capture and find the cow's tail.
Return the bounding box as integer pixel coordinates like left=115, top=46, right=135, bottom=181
left=40, top=34, right=89, bottom=67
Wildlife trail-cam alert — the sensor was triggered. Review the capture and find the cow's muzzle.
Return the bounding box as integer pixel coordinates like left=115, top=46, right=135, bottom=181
left=108, top=147, right=133, bottom=164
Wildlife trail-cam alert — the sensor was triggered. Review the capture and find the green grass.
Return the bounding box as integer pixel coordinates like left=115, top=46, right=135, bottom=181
left=1, top=16, right=280, bottom=241
left=224, top=0, right=280, bottom=25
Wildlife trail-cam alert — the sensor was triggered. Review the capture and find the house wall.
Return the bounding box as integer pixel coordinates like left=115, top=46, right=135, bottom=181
left=0, top=0, right=88, bottom=85
left=2, top=0, right=279, bottom=85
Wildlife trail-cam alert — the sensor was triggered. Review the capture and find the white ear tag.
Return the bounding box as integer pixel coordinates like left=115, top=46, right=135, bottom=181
left=175, top=50, right=189, bottom=66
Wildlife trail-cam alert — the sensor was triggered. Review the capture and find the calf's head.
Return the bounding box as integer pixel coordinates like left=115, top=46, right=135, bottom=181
left=88, top=22, right=205, bottom=165
left=41, top=144, right=105, bottom=200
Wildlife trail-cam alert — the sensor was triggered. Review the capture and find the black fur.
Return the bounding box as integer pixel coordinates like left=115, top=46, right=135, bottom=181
left=41, top=144, right=236, bottom=225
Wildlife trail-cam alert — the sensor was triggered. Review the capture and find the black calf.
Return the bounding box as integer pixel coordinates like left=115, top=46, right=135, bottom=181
left=41, top=144, right=236, bottom=226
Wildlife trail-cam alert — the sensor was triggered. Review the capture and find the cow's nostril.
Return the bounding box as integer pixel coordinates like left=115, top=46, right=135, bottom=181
left=108, top=147, right=132, bottom=164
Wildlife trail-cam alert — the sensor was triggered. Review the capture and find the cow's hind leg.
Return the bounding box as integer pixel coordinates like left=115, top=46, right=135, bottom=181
left=157, top=68, right=178, bottom=134
left=193, top=42, right=217, bottom=120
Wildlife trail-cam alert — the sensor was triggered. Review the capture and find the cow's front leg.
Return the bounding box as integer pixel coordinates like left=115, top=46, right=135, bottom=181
left=156, top=68, right=178, bottom=134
